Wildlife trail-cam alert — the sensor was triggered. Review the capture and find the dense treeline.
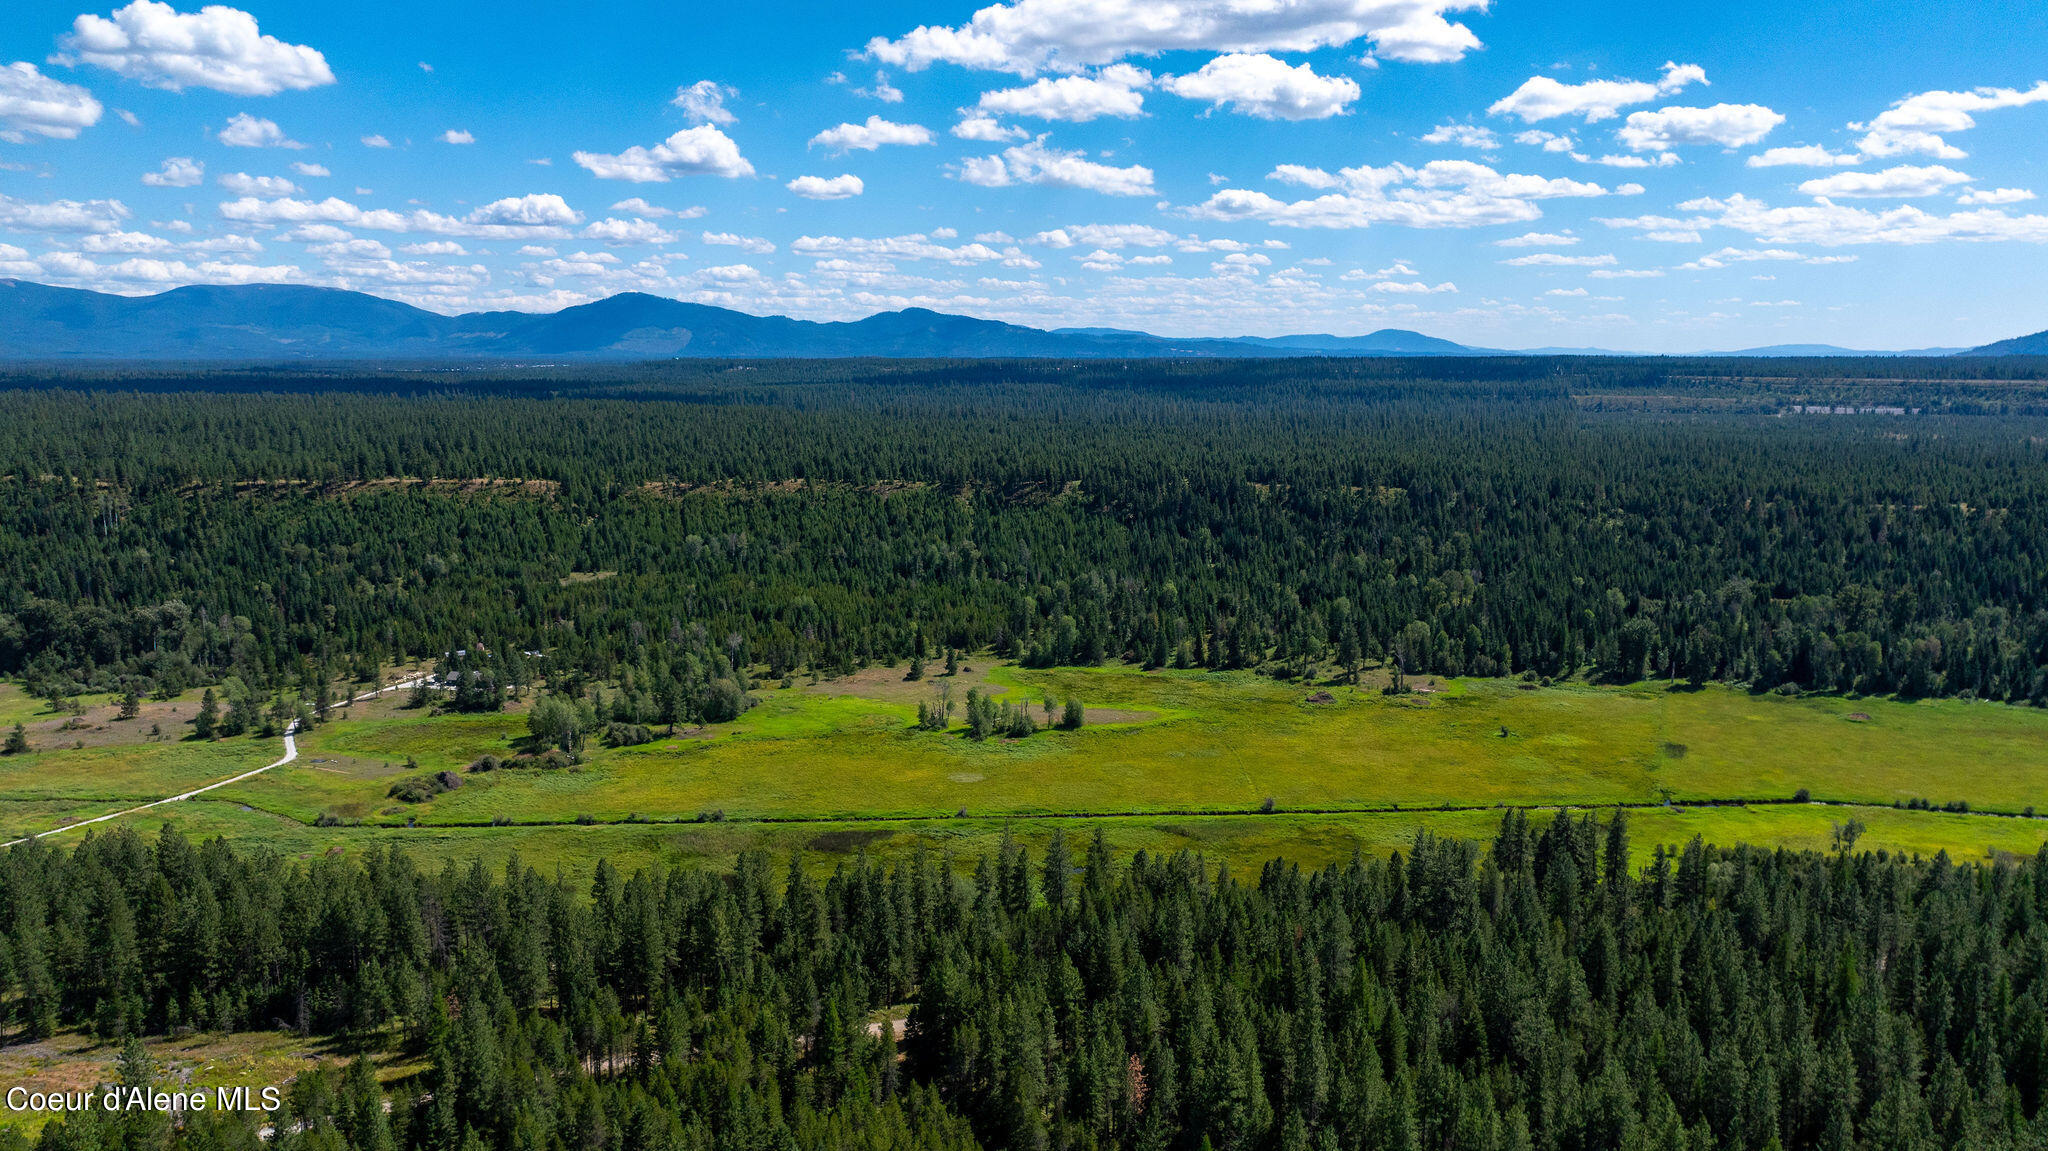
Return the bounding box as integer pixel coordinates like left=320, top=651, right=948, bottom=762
left=2, top=361, right=2048, bottom=711
left=5, top=820, right=2048, bottom=1150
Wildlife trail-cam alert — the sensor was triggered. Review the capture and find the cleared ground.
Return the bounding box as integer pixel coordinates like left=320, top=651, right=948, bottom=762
left=1, top=661, right=2038, bottom=875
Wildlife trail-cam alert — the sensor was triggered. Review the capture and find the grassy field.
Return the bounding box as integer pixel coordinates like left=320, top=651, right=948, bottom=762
left=234, top=666, right=2048, bottom=824
left=62, top=797, right=2047, bottom=891
left=6, top=663, right=2045, bottom=872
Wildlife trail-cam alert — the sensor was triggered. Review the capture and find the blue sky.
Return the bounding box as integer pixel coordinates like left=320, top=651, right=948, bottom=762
left=2, top=0, right=2046, bottom=350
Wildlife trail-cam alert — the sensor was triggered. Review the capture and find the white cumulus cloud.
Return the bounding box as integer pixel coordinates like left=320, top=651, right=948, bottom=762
left=58, top=1, right=333, bottom=95
left=217, top=112, right=301, bottom=148
left=1854, top=81, right=2048, bottom=159
left=1747, top=145, right=1861, bottom=168
left=952, top=114, right=1027, bottom=141
left=703, top=231, right=776, bottom=253
left=1161, top=53, right=1359, bottom=121
left=1616, top=103, right=1783, bottom=151
left=1187, top=160, right=1609, bottom=230
left=867, top=0, right=1488, bottom=73
left=217, top=171, right=297, bottom=197
left=0, top=62, right=103, bottom=142
left=1797, top=165, right=1972, bottom=199
left=809, top=116, right=935, bottom=152
left=141, top=155, right=202, bottom=186
left=573, top=126, right=755, bottom=181
left=1957, top=187, right=2035, bottom=206
left=977, top=66, right=1149, bottom=122
left=1489, top=62, right=1705, bottom=123
left=788, top=173, right=865, bottom=199
left=1421, top=122, right=1498, bottom=149
left=958, top=139, right=1154, bottom=196
left=672, top=80, right=738, bottom=125
left=441, top=129, right=474, bottom=144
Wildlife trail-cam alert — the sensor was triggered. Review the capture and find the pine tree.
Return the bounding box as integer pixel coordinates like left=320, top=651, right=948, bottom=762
left=193, top=688, right=219, bottom=740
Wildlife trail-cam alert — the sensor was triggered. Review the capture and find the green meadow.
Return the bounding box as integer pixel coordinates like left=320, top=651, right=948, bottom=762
left=7, top=664, right=2046, bottom=871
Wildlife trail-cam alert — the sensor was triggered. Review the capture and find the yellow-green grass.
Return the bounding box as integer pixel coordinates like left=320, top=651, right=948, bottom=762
left=0, top=737, right=275, bottom=804
left=218, top=668, right=2048, bottom=829
left=0, top=682, right=117, bottom=727
left=66, top=799, right=2047, bottom=891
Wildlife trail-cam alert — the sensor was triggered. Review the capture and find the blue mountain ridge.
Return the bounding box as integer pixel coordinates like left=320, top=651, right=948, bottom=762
left=0, top=280, right=2028, bottom=359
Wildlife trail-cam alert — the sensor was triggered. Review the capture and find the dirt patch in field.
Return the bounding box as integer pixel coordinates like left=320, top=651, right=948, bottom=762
left=803, top=662, right=1007, bottom=704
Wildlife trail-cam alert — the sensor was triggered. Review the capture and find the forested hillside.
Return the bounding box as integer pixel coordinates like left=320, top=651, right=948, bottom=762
left=5, top=820, right=2048, bottom=1151
left=2, top=358, right=2048, bottom=714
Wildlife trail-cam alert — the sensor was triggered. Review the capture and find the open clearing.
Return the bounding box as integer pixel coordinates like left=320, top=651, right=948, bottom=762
left=5, top=663, right=2043, bottom=872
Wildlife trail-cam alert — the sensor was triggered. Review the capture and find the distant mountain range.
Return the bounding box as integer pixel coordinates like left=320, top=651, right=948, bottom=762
left=0, top=280, right=2035, bottom=360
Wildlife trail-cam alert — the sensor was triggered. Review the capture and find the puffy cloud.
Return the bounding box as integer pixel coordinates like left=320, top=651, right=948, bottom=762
left=1747, top=145, right=1861, bottom=168
left=703, top=231, right=776, bottom=253
left=217, top=171, right=297, bottom=197
left=1161, top=53, right=1359, bottom=120
left=977, top=66, right=1149, bottom=122
left=1368, top=279, right=1455, bottom=292
left=809, top=115, right=935, bottom=152
left=1797, top=165, right=1971, bottom=199
left=58, top=1, right=333, bottom=96
left=581, top=217, right=678, bottom=243
left=958, top=139, right=1154, bottom=195
left=1674, top=246, right=1857, bottom=270
left=1639, top=192, right=2048, bottom=246
left=1499, top=252, right=1615, bottom=266
left=305, top=237, right=390, bottom=259
left=141, top=155, right=202, bottom=187
left=671, top=80, right=738, bottom=125
left=1186, top=159, right=1609, bottom=229
left=791, top=233, right=1004, bottom=264
left=77, top=229, right=175, bottom=253
left=1854, top=81, right=2048, bottom=159
left=952, top=114, right=1027, bottom=141
left=1028, top=223, right=1178, bottom=248
left=1615, top=103, right=1783, bottom=151
left=220, top=192, right=584, bottom=238
left=30, top=251, right=304, bottom=290
left=573, top=126, right=755, bottom=181
left=0, top=192, right=130, bottom=232
left=1494, top=231, right=1577, bottom=247
left=1211, top=251, right=1271, bottom=275
left=1489, top=61, right=1705, bottom=123
left=788, top=174, right=865, bottom=199
left=440, top=129, right=474, bottom=144
left=217, top=112, right=301, bottom=148
left=867, top=0, right=1488, bottom=73
left=1421, top=122, right=1498, bottom=149
left=360, top=134, right=391, bottom=148
left=609, top=197, right=703, bottom=218
left=277, top=223, right=350, bottom=243
left=0, top=62, right=103, bottom=142
left=399, top=240, right=467, bottom=255
left=1958, top=187, right=2036, bottom=206
left=290, top=161, right=328, bottom=177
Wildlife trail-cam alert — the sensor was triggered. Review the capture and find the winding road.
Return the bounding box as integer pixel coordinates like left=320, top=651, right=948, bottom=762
left=1, top=674, right=428, bottom=847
